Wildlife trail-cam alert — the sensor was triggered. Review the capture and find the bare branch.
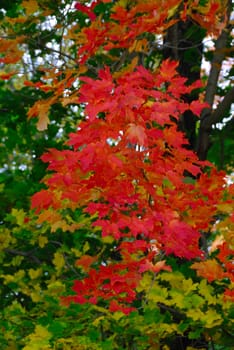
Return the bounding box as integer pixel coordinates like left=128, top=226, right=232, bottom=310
left=4, top=248, right=41, bottom=264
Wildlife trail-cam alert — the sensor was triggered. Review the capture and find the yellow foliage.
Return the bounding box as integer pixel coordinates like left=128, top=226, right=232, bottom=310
left=23, top=325, right=52, bottom=350
left=186, top=308, right=205, bottom=321
left=0, top=228, right=13, bottom=249
left=136, top=272, right=153, bottom=292
left=47, top=280, right=65, bottom=296
left=3, top=270, right=25, bottom=284
left=153, top=323, right=178, bottom=337
left=198, top=279, right=217, bottom=305
left=102, top=235, right=114, bottom=244
left=202, top=309, right=222, bottom=328
left=216, top=202, right=233, bottom=214
left=11, top=208, right=26, bottom=226
left=83, top=241, right=90, bottom=253
left=38, top=235, right=48, bottom=248
left=11, top=255, right=24, bottom=266
left=148, top=285, right=169, bottom=304
left=52, top=251, right=65, bottom=272
left=29, top=268, right=43, bottom=280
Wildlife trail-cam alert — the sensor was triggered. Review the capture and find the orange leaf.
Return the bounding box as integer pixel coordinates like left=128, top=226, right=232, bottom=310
left=76, top=255, right=96, bottom=272
left=27, top=98, right=56, bottom=130
left=191, top=259, right=226, bottom=282
left=126, top=124, right=147, bottom=146
left=22, top=0, right=39, bottom=16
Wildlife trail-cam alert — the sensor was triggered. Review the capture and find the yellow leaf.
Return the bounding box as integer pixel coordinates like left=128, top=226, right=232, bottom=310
left=3, top=270, right=25, bottom=284
left=159, top=271, right=184, bottom=289
left=28, top=268, right=42, bottom=280
left=71, top=248, right=82, bottom=257
left=112, top=311, right=125, bottom=321
left=168, top=289, right=184, bottom=308
left=52, top=252, right=65, bottom=271
left=136, top=273, right=153, bottom=292
left=83, top=241, right=90, bottom=253
left=167, top=4, right=180, bottom=18
left=11, top=208, right=25, bottom=226
left=216, top=202, right=233, bottom=214
left=92, top=316, right=105, bottom=326
left=23, top=325, right=52, bottom=350
left=198, top=279, right=217, bottom=305
left=182, top=278, right=197, bottom=295
left=11, top=256, right=24, bottom=266
left=186, top=308, right=204, bottom=321
left=38, top=235, right=48, bottom=248
left=148, top=285, right=169, bottom=304
left=203, top=309, right=222, bottom=328
left=31, top=291, right=42, bottom=303
left=47, top=280, right=65, bottom=296
left=0, top=228, right=13, bottom=249
left=102, top=235, right=114, bottom=244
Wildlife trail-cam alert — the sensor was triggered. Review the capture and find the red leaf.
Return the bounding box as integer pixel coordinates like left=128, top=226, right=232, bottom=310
left=75, top=3, right=96, bottom=21
left=126, top=124, right=147, bottom=146
left=190, top=100, right=210, bottom=117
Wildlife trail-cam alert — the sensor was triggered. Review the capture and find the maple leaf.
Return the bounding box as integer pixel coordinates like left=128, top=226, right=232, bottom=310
left=162, top=217, right=203, bottom=259
left=191, top=259, right=227, bottom=283
left=160, top=59, right=179, bottom=79
left=224, top=289, right=234, bottom=302
left=75, top=2, right=97, bottom=21
left=125, top=124, right=148, bottom=147
left=75, top=255, right=96, bottom=272
left=27, top=99, right=54, bottom=131
left=109, top=300, right=135, bottom=315
left=53, top=252, right=65, bottom=272
left=138, top=260, right=172, bottom=274
left=190, top=100, right=210, bottom=117
left=31, top=190, right=53, bottom=214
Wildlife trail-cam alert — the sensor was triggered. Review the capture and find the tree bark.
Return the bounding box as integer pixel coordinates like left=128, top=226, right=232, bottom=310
left=196, top=0, right=232, bottom=160
left=163, top=20, right=205, bottom=150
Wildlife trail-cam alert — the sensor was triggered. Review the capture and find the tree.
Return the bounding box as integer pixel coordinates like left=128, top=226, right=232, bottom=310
left=0, top=1, right=233, bottom=349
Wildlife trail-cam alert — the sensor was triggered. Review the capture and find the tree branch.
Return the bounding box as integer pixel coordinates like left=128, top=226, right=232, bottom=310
left=197, top=0, right=232, bottom=160
left=202, top=86, right=234, bottom=130
left=202, top=0, right=232, bottom=109
left=4, top=248, right=41, bottom=264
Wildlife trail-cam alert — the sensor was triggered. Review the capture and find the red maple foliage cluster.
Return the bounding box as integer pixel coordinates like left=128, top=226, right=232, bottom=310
left=31, top=57, right=233, bottom=313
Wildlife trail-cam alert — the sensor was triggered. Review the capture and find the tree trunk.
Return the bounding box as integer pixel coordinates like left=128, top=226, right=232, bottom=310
left=163, top=20, right=205, bottom=151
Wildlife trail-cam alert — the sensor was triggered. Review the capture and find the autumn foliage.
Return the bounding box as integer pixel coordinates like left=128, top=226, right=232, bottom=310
left=0, top=0, right=233, bottom=349
left=31, top=59, right=233, bottom=314
left=29, top=0, right=234, bottom=314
